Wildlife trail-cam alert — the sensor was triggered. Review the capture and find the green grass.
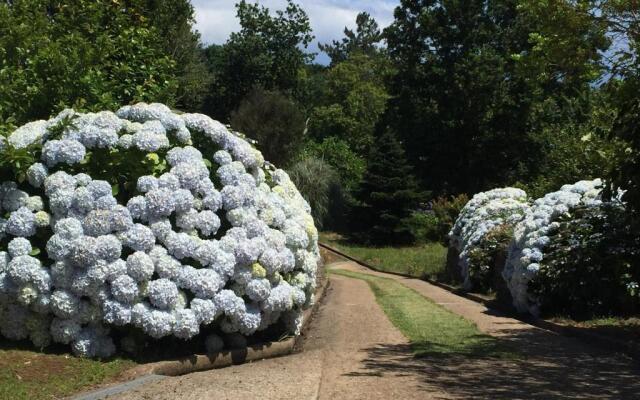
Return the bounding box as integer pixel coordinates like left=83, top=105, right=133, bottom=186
left=321, top=232, right=447, bottom=279
left=0, top=346, right=135, bottom=400
left=330, top=269, right=519, bottom=359
left=548, top=316, right=640, bottom=343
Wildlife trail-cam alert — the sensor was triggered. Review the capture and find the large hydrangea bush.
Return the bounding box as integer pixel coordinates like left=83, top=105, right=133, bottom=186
left=449, top=188, right=530, bottom=290
left=0, top=103, right=320, bottom=358
left=503, top=179, right=602, bottom=315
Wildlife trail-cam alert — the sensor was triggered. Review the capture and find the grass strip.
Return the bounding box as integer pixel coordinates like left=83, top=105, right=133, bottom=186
left=320, top=233, right=447, bottom=279
left=330, top=269, right=519, bottom=359
left=0, top=346, right=134, bottom=400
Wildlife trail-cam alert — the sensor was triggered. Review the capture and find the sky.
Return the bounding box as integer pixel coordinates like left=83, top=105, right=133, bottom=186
left=191, top=0, right=398, bottom=64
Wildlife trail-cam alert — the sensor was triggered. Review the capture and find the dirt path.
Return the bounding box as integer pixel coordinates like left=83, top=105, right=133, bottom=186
left=105, top=261, right=640, bottom=400
left=332, top=261, right=640, bottom=399
left=106, top=271, right=441, bottom=400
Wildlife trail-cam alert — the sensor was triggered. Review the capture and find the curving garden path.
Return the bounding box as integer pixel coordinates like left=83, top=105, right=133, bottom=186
left=104, top=261, right=640, bottom=400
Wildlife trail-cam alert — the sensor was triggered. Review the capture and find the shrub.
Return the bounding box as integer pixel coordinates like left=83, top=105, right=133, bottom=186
left=529, top=204, right=640, bottom=318
left=230, top=89, right=306, bottom=167
left=287, top=157, right=341, bottom=229
left=404, top=211, right=441, bottom=244
left=301, top=137, right=366, bottom=192
left=449, top=188, right=530, bottom=291
left=503, top=179, right=603, bottom=315
left=0, top=103, right=319, bottom=358
left=431, top=194, right=470, bottom=244
left=467, top=225, right=514, bottom=293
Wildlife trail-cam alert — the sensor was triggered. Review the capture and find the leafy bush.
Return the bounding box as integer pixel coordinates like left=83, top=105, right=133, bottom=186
left=287, top=157, right=341, bottom=229
left=530, top=204, right=640, bottom=318
left=230, top=89, right=306, bottom=167
left=524, top=94, right=618, bottom=199
left=404, top=211, right=441, bottom=244
left=431, top=194, right=470, bottom=244
left=467, top=225, right=513, bottom=293
left=301, top=137, right=365, bottom=192
left=0, top=1, right=178, bottom=128
left=0, top=103, right=319, bottom=358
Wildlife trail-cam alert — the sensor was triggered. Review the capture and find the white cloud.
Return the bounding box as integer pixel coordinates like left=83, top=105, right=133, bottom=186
left=191, top=0, right=398, bottom=63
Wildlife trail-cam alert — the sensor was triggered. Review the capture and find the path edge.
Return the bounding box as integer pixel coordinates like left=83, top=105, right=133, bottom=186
left=319, top=242, right=640, bottom=361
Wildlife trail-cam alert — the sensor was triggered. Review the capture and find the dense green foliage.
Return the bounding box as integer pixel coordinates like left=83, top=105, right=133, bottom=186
left=299, top=137, right=365, bottom=192
left=318, top=12, right=383, bottom=65
left=530, top=205, right=640, bottom=318
left=202, top=0, right=314, bottom=120
left=230, top=89, right=306, bottom=166
left=467, top=225, right=513, bottom=293
left=383, top=0, right=609, bottom=195
left=603, top=1, right=640, bottom=228
left=0, top=0, right=208, bottom=131
left=430, top=195, right=470, bottom=244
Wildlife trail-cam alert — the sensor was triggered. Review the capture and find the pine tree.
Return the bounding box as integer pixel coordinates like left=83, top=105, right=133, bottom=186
left=354, top=129, right=422, bottom=245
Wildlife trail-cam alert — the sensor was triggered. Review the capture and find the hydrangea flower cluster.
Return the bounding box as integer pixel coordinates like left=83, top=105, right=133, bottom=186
left=502, top=179, right=602, bottom=315
left=0, top=103, right=320, bottom=358
left=449, top=188, right=530, bottom=290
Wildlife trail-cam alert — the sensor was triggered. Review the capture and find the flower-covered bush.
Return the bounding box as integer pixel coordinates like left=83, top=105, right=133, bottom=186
left=528, top=203, right=640, bottom=318
left=0, top=103, right=320, bottom=358
left=449, top=188, right=530, bottom=290
left=503, top=179, right=602, bottom=315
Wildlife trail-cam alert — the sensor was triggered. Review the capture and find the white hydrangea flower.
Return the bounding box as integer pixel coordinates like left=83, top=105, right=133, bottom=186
left=8, top=238, right=32, bottom=257
left=147, top=278, right=180, bottom=310
left=126, top=252, right=155, bottom=282
left=26, top=163, right=48, bottom=188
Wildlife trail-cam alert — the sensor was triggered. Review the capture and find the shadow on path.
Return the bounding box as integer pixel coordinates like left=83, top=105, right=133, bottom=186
left=350, top=326, right=640, bottom=399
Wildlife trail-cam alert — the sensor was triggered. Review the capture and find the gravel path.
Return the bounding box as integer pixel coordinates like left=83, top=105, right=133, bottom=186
left=105, top=261, right=640, bottom=400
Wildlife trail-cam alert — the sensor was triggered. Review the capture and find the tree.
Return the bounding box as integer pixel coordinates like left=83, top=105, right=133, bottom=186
left=0, top=0, right=180, bottom=130
left=202, top=0, right=314, bottom=120
left=354, top=129, right=422, bottom=245
left=602, top=0, right=640, bottom=224
left=140, top=0, right=212, bottom=111
left=308, top=53, right=392, bottom=154
left=383, top=0, right=609, bottom=195
left=230, top=89, right=306, bottom=167
left=319, top=12, right=383, bottom=65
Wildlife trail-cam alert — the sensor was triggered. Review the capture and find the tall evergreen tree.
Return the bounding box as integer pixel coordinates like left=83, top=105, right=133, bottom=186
left=354, top=129, right=422, bottom=245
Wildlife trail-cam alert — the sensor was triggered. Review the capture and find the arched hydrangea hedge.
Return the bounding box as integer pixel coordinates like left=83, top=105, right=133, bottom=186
left=0, top=103, right=320, bottom=358
left=449, top=179, right=636, bottom=317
